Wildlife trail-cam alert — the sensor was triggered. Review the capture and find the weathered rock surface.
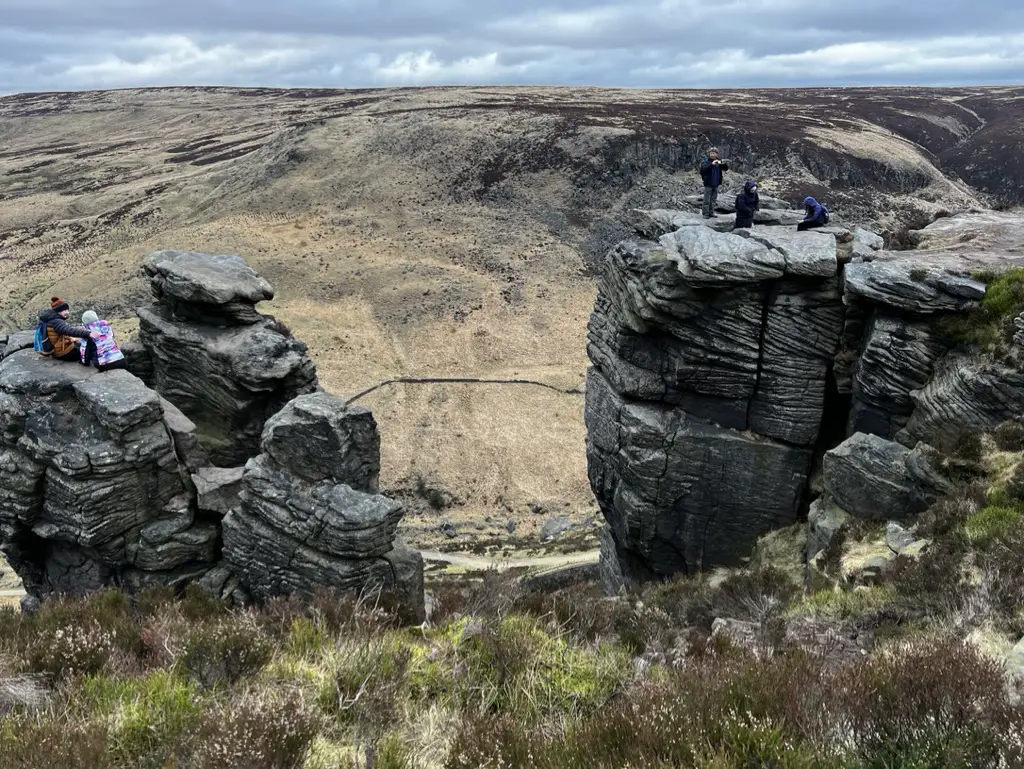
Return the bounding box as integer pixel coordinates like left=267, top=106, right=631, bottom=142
left=844, top=260, right=985, bottom=314
left=745, top=229, right=838, bottom=278
left=822, top=433, right=950, bottom=520
left=587, top=369, right=811, bottom=578
left=848, top=315, right=949, bottom=439
left=224, top=393, right=424, bottom=621
left=139, top=250, right=318, bottom=465
left=142, top=250, right=274, bottom=325
left=588, top=209, right=1024, bottom=588
left=0, top=354, right=219, bottom=599
left=807, top=498, right=851, bottom=559
left=899, top=353, right=1024, bottom=446
left=0, top=251, right=423, bottom=619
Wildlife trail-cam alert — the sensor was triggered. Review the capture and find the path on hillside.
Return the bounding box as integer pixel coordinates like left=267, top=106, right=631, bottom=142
left=421, top=549, right=599, bottom=571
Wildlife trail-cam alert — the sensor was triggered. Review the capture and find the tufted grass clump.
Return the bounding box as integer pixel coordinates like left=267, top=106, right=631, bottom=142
left=76, top=670, right=205, bottom=768
left=939, top=267, right=1024, bottom=350
left=964, top=505, right=1024, bottom=545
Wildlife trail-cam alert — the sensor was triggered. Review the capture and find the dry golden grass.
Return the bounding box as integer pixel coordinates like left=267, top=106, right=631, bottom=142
left=0, top=85, right=997, bottom=550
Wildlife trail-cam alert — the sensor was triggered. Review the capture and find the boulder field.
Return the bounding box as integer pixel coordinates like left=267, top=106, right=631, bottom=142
left=0, top=250, right=424, bottom=620
left=587, top=206, right=1024, bottom=591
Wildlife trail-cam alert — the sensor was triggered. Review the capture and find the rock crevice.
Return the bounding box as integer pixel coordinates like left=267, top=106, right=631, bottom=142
left=589, top=208, right=1024, bottom=591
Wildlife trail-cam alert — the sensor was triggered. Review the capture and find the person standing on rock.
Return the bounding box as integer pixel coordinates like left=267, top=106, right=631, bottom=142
left=35, top=298, right=100, bottom=362
left=733, top=180, right=760, bottom=229
left=699, top=147, right=729, bottom=218
left=79, top=310, right=127, bottom=372
left=797, top=196, right=829, bottom=231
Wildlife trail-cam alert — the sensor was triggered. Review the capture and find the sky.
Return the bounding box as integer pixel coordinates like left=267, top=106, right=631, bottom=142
left=0, top=0, right=1023, bottom=94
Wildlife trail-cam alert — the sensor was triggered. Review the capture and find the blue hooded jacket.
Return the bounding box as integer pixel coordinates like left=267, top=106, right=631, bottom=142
left=802, top=196, right=828, bottom=225
left=734, top=181, right=760, bottom=227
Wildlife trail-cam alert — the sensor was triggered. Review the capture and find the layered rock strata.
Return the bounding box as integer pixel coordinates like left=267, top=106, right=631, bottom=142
left=138, top=250, right=318, bottom=465
left=224, top=393, right=425, bottom=621
left=0, top=251, right=423, bottom=617
left=589, top=208, right=1024, bottom=590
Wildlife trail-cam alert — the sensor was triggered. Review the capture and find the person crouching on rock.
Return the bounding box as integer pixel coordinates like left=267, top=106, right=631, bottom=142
left=797, top=196, right=829, bottom=231
left=80, top=310, right=127, bottom=372
left=734, top=180, right=759, bottom=229
left=37, top=297, right=100, bottom=362
left=699, top=147, right=729, bottom=218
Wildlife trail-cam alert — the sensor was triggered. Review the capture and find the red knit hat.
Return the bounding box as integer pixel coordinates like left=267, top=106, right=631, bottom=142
left=50, top=297, right=69, bottom=313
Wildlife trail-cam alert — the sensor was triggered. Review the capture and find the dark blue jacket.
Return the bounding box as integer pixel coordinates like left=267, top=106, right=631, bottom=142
left=734, top=190, right=759, bottom=227
left=802, top=196, right=828, bottom=225
left=700, top=156, right=729, bottom=188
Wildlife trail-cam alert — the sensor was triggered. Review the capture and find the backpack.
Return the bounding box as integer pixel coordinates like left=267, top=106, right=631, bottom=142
left=33, top=321, right=53, bottom=356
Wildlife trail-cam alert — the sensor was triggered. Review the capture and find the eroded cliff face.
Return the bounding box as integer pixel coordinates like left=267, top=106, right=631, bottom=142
left=0, top=252, right=423, bottom=619
left=587, top=208, right=1024, bottom=590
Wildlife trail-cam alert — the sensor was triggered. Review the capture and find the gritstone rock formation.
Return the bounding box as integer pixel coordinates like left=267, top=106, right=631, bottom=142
left=138, top=249, right=319, bottom=465
left=588, top=206, right=1024, bottom=591
left=223, top=393, right=424, bottom=618
left=0, top=251, right=423, bottom=620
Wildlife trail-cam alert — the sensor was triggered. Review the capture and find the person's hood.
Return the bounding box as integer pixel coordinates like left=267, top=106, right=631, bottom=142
left=38, top=308, right=59, bottom=322
left=803, top=196, right=819, bottom=207
left=744, top=180, right=757, bottom=192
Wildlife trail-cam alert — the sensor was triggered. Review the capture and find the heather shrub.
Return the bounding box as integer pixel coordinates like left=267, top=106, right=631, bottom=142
left=310, top=587, right=405, bottom=635
left=835, top=637, right=1013, bottom=766
left=993, top=419, right=1024, bottom=452
left=26, top=621, right=117, bottom=680
left=17, top=590, right=142, bottom=674
left=178, top=583, right=231, bottom=621
left=430, top=568, right=521, bottom=622
left=178, top=616, right=273, bottom=688
left=189, top=690, right=319, bottom=769
left=0, top=713, right=110, bottom=769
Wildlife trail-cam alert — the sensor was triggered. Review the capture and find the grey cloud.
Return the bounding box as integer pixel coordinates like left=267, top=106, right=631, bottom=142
left=0, top=0, right=1022, bottom=93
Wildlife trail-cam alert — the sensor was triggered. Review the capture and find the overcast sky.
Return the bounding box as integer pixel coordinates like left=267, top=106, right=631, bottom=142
left=1, top=0, right=1022, bottom=94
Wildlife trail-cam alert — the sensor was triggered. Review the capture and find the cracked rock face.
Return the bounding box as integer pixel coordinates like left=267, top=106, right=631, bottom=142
left=0, top=251, right=424, bottom=619
left=585, top=223, right=842, bottom=582
left=138, top=250, right=318, bottom=465
left=588, top=212, right=1024, bottom=589
left=223, top=393, right=425, bottom=621
left=0, top=354, right=220, bottom=599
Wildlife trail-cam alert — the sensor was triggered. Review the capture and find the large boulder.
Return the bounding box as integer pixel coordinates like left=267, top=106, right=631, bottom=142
left=142, top=250, right=274, bottom=325
left=899, top=353, right=1024, bottom=447
left=586, top=368, right=812, bottom=578
left=138, top=251, right=318, bottom=465
left=223, top=393, right=424, bottom=621
left=822, top=433, right=950, bottom=520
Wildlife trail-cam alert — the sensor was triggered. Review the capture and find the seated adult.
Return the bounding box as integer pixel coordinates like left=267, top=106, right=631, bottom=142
left=36, top=297, right=99, bottom=361
left=797, top=196, right=829, bottom=231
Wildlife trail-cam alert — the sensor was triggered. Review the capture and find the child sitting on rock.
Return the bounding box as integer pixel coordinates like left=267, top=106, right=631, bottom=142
left=79, top=310, right=127, bottom=372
